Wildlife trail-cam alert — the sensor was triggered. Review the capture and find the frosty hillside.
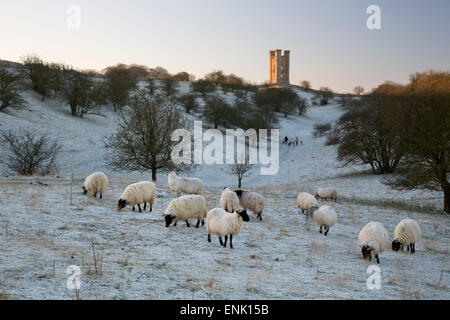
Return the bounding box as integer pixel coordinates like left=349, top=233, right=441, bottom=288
left=0, top=59, right=449, bottom=300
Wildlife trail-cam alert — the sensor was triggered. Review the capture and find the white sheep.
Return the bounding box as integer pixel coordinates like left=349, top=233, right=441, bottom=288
left=82, top=172, right=108, bottom=199
left=220, top=188, right=240, bottom=213
left=117, top=181, right=156, bottom=213
left=164, top=195, right=207, bottom=228
left=168, top=171, right=204, bottom=197
left=358, top=221, right=389, bottom=264
left=309, top=205, right=337, bottom=236
left=392, top=219, right=421, bottom=254
left=234, top=189, right=265, bottom=220
left=315, top=187, right=337, bottom=202
left=206, top=208, right=249, bottom=248
left=297, top=192, right=319, bottom=214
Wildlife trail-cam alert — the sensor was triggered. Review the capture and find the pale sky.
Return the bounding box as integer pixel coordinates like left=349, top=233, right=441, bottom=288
left=1, top=0, right=449, bottom=92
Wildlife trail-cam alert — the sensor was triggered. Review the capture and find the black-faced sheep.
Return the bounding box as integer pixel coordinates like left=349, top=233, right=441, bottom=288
left=164, top=195, right=207, bottom=228
left=297, top=192, right=319, bottom=214
left=206, top=208, right=249, bottom=248
left=359, top=221, right=389, bottom=264
left=309, top=205, right=337, bottom=236
left=234, top=189, right=265, bottom=220
left=82, top=172, right=108, bottom=199
left=117, top=181, right=156, bottom=213
left=392, top=219, right=421, bottom=254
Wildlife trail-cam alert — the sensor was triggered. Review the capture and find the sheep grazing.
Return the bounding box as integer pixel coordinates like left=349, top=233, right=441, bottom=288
left=168, top=171, right=204, bottom=197
left=220, top=188, right=240, bottom=213
left=358, top=221, right=389, bottom=264
left=296, top=192, right=319, bottom=214
left=392, top=219, right=421, bottom=254
left=117, top=181, right=156, bottom=213
left=82, top=172, right=108, bottom=199
left=234, top=189, right=265, bottom=220
left=164, top=195, right=207, bottom=228
left=309, top=205, right=337, bottom=236
left=206, top=208, right=249, bottom=248
left=315, top=187, right=337, bottom=202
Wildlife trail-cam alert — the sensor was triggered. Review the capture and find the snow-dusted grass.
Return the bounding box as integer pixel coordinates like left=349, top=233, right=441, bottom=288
left=0, top=85, right=448, bottom=299
left=0, top=176, right=448, bottom=299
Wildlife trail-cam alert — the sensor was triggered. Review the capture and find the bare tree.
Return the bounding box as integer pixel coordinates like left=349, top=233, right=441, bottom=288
left=0, top=129, right=61, bottom=176
left=229, top=156, right=255, bottom=188
left=178, top=94, right=198, bottom=114
left=333, top=97, right=405, bottom=174
left=104, top=64, right=137, bottom=112
left=300, top=80, right=311, bottom=91
left=21, top=55, right=52, bottom=101
left=0, top=65, right=25, bottom=112
left=146, top=78, right=158, bottom=95
left=104, top=90, right=186, bottom=181
left=160, top=78, right=178, bottom=97
left=385, top=72, right=450, bottom=212
left=353, top=86, right=365, bottom=96
left=63, top=71, right=104, bottom=117
left=316, top=87, right=334, bottom=105
left=202, top=96, right=231, bottom=129
left=191, top=80, right=216, bottom=98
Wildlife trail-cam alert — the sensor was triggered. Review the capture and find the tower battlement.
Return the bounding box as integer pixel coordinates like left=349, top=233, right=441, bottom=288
left=269, top=49, right=290, bottom=85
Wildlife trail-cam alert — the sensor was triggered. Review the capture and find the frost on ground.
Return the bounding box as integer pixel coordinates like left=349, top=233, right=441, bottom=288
left=0, top=177, right=448, bottom=300
left=0, top=86, right=448, bottom=299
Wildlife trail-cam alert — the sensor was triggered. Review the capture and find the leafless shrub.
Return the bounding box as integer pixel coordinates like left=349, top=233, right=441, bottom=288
left=313, top=122, right=332, bottom=137
left=0, top=129, right=61, bottom=176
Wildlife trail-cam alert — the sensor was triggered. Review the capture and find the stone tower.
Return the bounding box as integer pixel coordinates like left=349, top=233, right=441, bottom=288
left=269, top=49, right=290, bottom=85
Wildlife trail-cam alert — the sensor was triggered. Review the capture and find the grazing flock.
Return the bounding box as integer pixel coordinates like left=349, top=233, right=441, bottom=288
left=82, top=171, right=422, bottom=263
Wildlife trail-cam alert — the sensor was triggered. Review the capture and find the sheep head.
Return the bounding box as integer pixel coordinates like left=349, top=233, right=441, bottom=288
left=164, top=214, right=176, bottom=228
left=117, top=199, right=127, bottom=210
left=234, top=189, right=243, bottom=198
left=361, top=245, right=373, bottom=261
left=237, top=209, right=249, bottom=222
left=392, top=240, right=402, bottom=252
left=82, top=186, right=88, bottom=195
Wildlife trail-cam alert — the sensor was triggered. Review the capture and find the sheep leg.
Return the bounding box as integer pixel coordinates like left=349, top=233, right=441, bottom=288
left=229, top=235, right=233, bottom=249
left=149, top=203, right=152, bottom=212
left=138, top=204, right=142, bottom=213
left=100, top=193, right=102, bottom=199
left=185, top=220, right=190, bottom=227
left=407, top=245, right=410, bottom=252
left=195, top=219, right=200, bottom=228
left=375, top=254, right=380, bottom=264
left=94, top=192, right=97, bottom=198
left=132, top=206, right=135, bottom=211
left=223, top=235, right=228, bottom=248
left=411, top=244, right=415, bottom=254
left=257, top=213, right=262, bottom=220
left=174, top=222, right=177, bottom=226
left=201, top=219, right=205, bottom=226
left=324, top=227, right=329, bottom=236
left=144, top=202, right=147, bottom=210
left=319, top=226, right=323, bottom=234
left=218, top=237, right=223, bottom=246
left=208, top=234, right=211, bottom=243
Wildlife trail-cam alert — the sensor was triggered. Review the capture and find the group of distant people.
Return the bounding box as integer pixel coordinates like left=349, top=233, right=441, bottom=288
left=282, top=136, right=302, bottom=147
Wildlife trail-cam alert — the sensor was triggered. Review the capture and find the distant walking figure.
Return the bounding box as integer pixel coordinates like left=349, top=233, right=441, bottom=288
left=295, top=137, right=299, bottom=146
left=283, top=136, right=288, bottom=144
